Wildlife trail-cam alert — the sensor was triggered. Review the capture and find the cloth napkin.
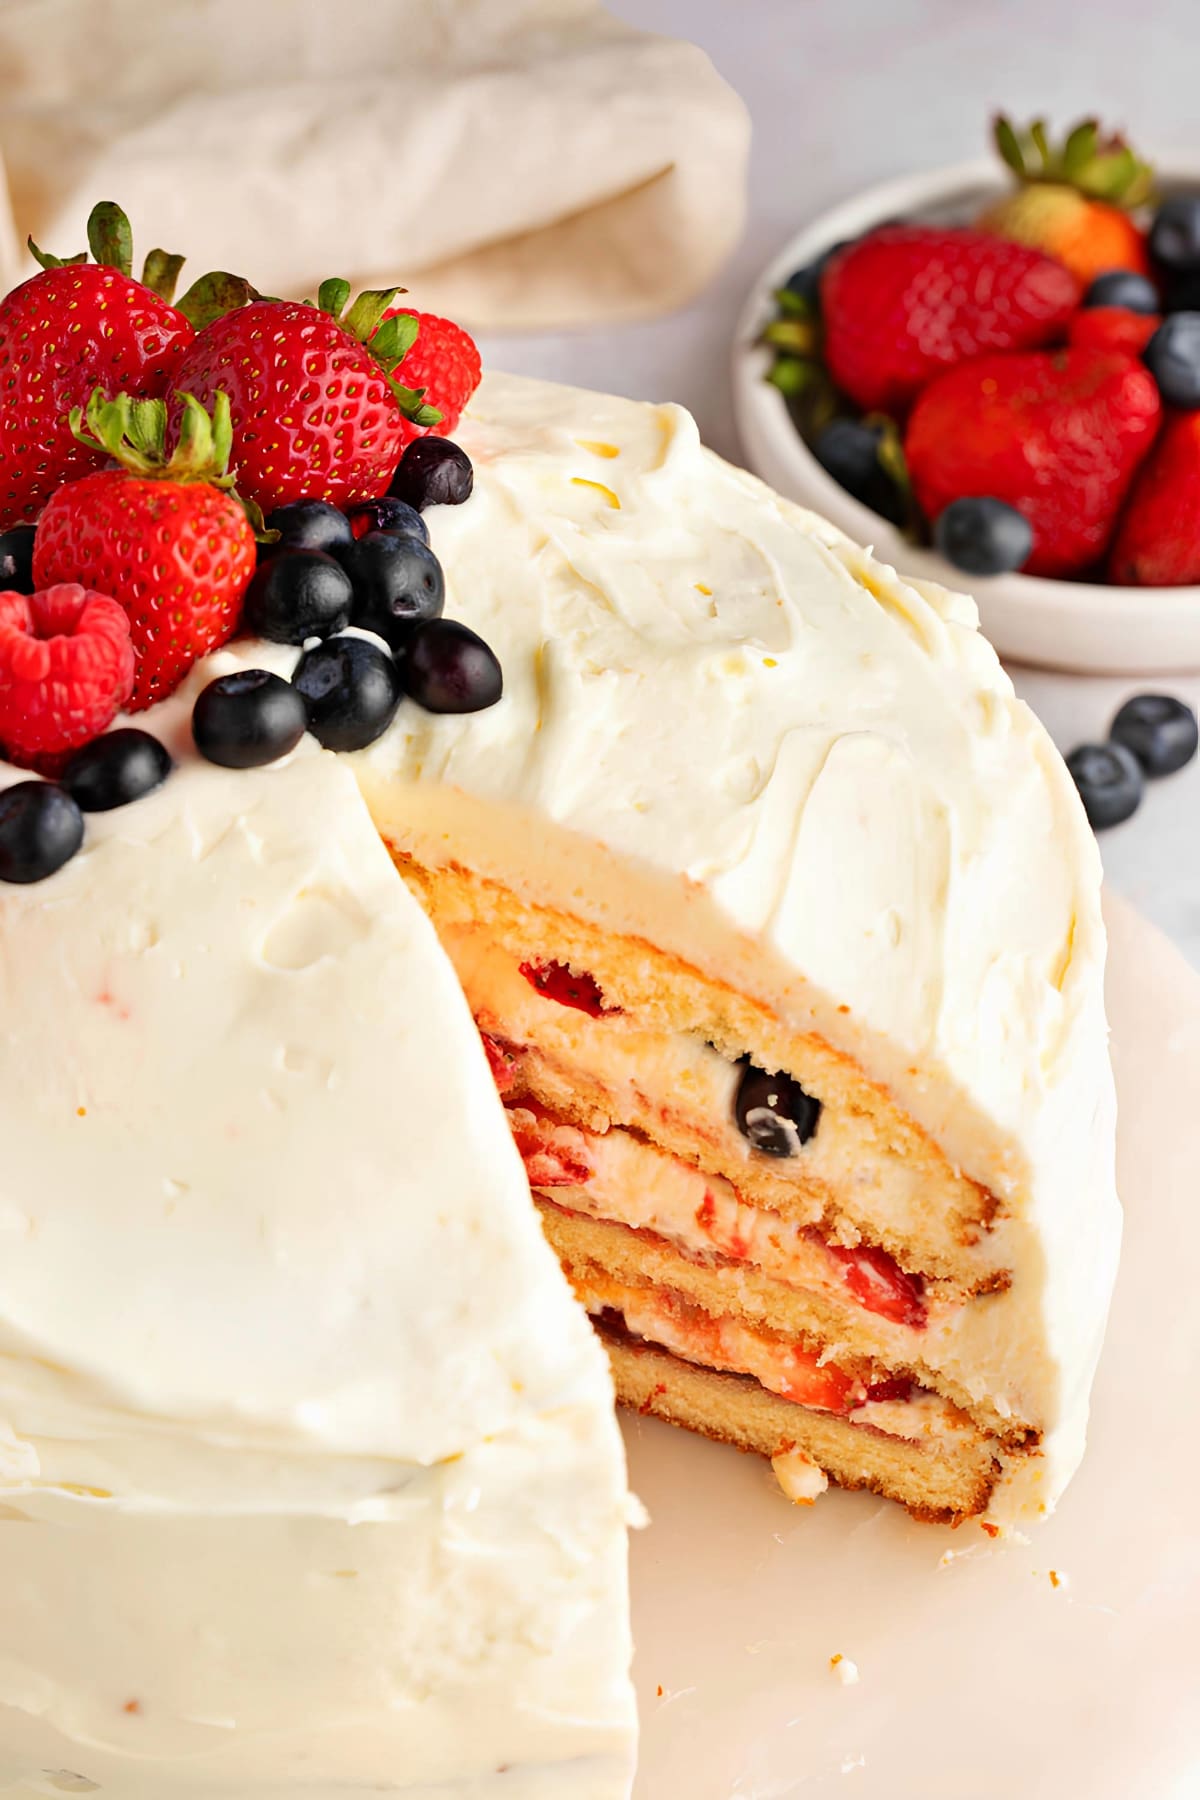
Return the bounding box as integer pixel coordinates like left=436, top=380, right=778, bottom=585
left=0, top=0, right=749, bottom=330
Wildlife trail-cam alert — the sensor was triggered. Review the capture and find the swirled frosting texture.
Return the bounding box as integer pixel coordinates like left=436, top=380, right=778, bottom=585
left=0, top=723, right=635, bottom=1796
left=358, top=372, right=1120, bottom=1518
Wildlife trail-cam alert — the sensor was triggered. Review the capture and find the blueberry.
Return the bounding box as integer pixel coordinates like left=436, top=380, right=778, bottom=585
left=388, top=438, right=473, bottom=511
left=61, top=729, right=171, bottom=812
left=1109, top=693, right=1199, bottom=778
left=0, top=523, right=36, bottom=594
left=783, top=261, right=823, bottom=307
left=1082, top=270, right=1160, bottom=314
left=812, top=418, right=906, bottom=526
left=192, top=670, right=308, bottom=769
left=1149, top=195, right=1200, bottom=273
left=403, top=619, right=502, bottom=714
left=261, top=500, right=352, bottom=559
left=1163, top=269, right=1200, bottom=314
left=337, top=532, right=445, bottom=648
left=242, top=550, right=353, bottom=645
left=1066, top=742, right=1144, bottom=830
left=345, top=496, right=429, bottom=545
left=734, top=1060, right=821, bottom=1157
left=932, top=497, right=1033, bottom=576
left=292, top=636, right=402, bottom=752
left=0, top=781, right=84, bottom=883
left=1143, top=313, right=1200, bottom=408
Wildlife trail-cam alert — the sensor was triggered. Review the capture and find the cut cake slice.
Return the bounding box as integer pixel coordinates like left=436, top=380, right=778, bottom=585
left=356, top=370, right=1121, bottom=1527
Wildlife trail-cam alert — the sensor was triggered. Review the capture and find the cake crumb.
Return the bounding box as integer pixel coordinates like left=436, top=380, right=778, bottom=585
left=980, top=1521, right=1000, bottom=1539
left=122, top=1700, right=140, bottom=1715
left=771, top=1447, right=828, bottom=1505
left=829, top=1653, right=859, bottom=1686
left=656, top=1684, right=664, bottom=1698
left=1049, top=1568, right=1068, bottom=1590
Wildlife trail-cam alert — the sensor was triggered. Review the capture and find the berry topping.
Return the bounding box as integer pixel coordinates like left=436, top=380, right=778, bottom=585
left=171, top=285, right=440, bottom=516
left=402, top=618, right=502, bottom=714
left=0, top=200, right=231, bottom=532
left=339, top=533, right=445, bottom=646
left=518, top=961, right=620, bottom=1017
left=291, top=636, right=402, bottom=752
left=820, top=225, right=1080, bottom=413
left=345, top=496, right=429, bottom=544
left=32, top=390, right=257, bottom=710
left=905, top=348, right=1161, bottom=578
left=1083, top=270, right=1160, bottom=313
left=1109, top=694, right=1199, bottom=778
left=1142, top=313, right=1200, bottom=409
left=262, top=500, right=353, bottom=558
left=376, top=308, right=482, bottom=444
left=1149, top=195, right=1200, bottom=273
left=734, top=1060, right=821, bottom=1157
left=192, top=669, right=308, bottom=769
left=932, top=496, right=1032, bottom=576
left=242, top=550, right=354, bottom=645
left=0, top=780, right=84, bottom=884
left=812, top=418, right=907, bottom=526
left=0, top=525, right=36, bottom=595
left=0, top=584, right=135, bottom=762
left=61, top=728, right=172, bottom=812
left=389, top=438, right=474, bottom=511
left=1066, top=741, right=1143, bottom=830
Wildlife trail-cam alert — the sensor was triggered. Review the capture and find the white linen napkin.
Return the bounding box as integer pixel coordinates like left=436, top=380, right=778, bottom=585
left=0, top=0, right=749, bottom=328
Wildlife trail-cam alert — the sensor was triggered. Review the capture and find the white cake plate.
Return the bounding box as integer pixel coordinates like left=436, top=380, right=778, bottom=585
left=627, top=890, right=1199, bottom=1799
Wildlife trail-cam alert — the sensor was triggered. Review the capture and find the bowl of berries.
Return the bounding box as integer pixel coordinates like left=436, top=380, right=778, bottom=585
left=733, top=116, right=1200, bottom=673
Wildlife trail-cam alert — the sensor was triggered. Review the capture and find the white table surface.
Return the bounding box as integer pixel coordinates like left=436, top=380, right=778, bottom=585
left=479, top=0, right=1200, bottom=966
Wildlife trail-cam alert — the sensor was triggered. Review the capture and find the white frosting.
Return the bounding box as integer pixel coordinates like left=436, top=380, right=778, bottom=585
left=355, top=372, right=1120, bottom=1521
left=0, top=694, right=635, bottom=1796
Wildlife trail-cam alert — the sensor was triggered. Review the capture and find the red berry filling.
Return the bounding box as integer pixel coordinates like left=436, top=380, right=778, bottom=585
left=506, top=1107, right=594, bottom=1188
left=518, top=959, right=620, bottom=1017
left=820, top=1238, right=927, bottom=1329
left=0, top=584, right=134, bottom=762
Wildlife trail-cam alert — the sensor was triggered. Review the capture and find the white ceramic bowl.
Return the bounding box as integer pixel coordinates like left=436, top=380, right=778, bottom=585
left=732, top=158, right=1200, bottom=674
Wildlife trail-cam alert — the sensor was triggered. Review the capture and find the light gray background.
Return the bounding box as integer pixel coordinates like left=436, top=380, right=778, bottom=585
left=481, top=0, right=1200, bottom=964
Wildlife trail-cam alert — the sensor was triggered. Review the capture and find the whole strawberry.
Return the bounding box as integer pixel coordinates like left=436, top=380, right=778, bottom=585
left=905, top=347, right=1161, bottom=577
left=821, top=225, right=1080, bottom=413
left=977, top=116, right=1154, bottom=286
left=0, top=583, right=134, bottom=763
left=0, top=202, right=249, bottom=532
left=1109, top=414, right=1200, bottom=586
left=33, top=389, right=257, bottom=709
left=172, top=281, right=441, bottom=515
left=1068, top=306, right=1161, bottom=358
left=378, top=307, right=481, bottom=447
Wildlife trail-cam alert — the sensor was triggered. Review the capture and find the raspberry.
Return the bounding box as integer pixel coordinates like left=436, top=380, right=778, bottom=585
left=382, top=308, right=482, bottom=447
left=0, top=584, right=135, bottom=763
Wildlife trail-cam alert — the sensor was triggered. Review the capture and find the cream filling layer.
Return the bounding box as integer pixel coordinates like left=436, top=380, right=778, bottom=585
left=508, top=1105, right=930, bottom=1330
left=576, top=1272, right=973, bottom=1447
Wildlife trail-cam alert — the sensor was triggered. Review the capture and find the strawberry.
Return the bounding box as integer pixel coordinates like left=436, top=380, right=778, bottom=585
left=379, top=308, right=481, bottom=446
left=905, top=347, right=1161, bottom=577
left=33, top=390, right=257, bottom=709
left=519, top=959, right=620, bottom=1016
left=1109, top=414, right=1200, bottom=586
left=0, top=201, right=250, bottom=533
left=0, top=584, right=134, bottom=762
left=171, top=282, right=440, bottom=516
left=821, top=226, right=1080, bottom=413
left=1068, top=306, right=1161, bottom=358
left=977, top=115, right=1153, bottom=286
